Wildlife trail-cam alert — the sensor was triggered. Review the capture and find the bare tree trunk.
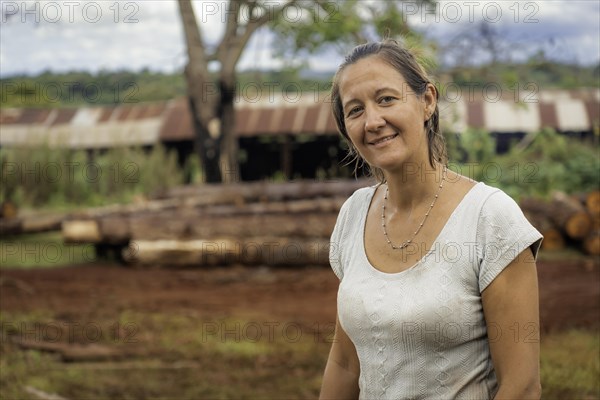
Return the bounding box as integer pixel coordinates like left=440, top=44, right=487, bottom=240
left=177, top=0, right=221, bottom=183
left=218, top=79, right=239, bottom=183
left=187, top=96, right=221, bottom=182
left=177, top=0, right=299, bottom=183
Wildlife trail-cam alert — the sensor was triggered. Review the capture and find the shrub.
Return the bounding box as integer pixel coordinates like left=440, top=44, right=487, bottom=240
left=0, top=144, right=186, bottom=210
left=447, top=128, right=599, bottom=200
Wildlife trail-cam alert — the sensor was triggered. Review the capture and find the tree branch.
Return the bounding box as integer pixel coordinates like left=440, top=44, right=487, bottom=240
left=177, top=0, right=215, bottom=122
left=219, top=0, right=300, bottom=79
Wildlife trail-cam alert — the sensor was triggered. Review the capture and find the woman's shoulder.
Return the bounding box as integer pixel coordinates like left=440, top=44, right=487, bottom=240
left=340, top=183, right=378, bottom=210
left=472, top=181, right=522, bottom=212
left=448, top=171, right=514, bottom=209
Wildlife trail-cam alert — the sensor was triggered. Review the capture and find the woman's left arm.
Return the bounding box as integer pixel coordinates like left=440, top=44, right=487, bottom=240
left=481, top=247, right=542, bottom=400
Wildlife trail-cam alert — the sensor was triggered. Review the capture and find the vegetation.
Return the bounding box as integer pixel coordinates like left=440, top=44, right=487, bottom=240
left=445, top=60, right=599, bottom=91
left=0, top=232, right=95, bottom=269
left=1, top=59, right=597, bottom=108
left=540, top=329, right=600, bottom=398
left=0, top=144, right=190, bottom=210
left=0, top=69, right=186, bottom=108
left=0, top=127, right=596, bottom=211
left=446, top=128, right=600, bottom=200
left=0, top=309, right=597, bottom=399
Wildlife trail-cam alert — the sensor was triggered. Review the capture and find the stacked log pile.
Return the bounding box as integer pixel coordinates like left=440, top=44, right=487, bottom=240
left=60, top=179, right=372, bottom=266
left=4, top=181, right=597, bottom=265
left=521, top=190, right=600, bottom=256
left=0, top=200, right=66, bottom=235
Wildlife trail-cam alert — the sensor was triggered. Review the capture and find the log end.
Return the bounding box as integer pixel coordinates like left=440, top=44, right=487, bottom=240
left=583, top=231, right=600, bottom=256
left=540, top=229, right=565, bottom=251
left=565, top=212, right=592, bottom=240
left=62, top=220, right=102, bottom=244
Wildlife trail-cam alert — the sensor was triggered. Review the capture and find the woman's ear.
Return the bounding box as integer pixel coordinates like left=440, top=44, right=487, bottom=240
left=423, top=83, right=437, bottom=120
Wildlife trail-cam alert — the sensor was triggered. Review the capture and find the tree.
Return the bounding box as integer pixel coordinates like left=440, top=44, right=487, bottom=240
left=177, top=0, right=435, bottom=183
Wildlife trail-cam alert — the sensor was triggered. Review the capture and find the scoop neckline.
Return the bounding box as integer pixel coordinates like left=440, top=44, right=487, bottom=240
left=360, top=181, right=483, bottom=278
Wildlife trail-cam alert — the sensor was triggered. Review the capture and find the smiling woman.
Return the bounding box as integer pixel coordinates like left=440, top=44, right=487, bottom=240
left=320, top=40, right=543, bottom=400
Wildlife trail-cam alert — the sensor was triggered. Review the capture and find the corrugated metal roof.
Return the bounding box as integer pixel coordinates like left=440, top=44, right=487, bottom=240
left=1, top=89, right=598, bottom=149
left=484, top=102, right=541, bottom=132
left=158, top=100, right=192, bottom=141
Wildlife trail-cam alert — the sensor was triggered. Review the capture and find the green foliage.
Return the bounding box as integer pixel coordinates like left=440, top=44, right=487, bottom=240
left=448, top=128, right=599, bottom=200
left=1, top=60, right=596, bottom=110
left=271, top=0, right=362, bottom=57
left=0, top=70, right=186, bottom=108
left=446, top=61, right=599, bottom=90
left=0, top=144, right=186, bottom=210
left=449, top=128, right=496, bottom=164
left=270, top=0, right=433, bottom=59
left=493, top=129, right=599, bottom=199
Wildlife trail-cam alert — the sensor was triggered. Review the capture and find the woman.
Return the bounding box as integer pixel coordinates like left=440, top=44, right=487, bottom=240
left=320, top=40, right=543, bottom=400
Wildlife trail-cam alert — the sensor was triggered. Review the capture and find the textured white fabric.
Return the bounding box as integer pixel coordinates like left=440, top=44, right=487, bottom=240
left=329, top=182, right=543, bottom=400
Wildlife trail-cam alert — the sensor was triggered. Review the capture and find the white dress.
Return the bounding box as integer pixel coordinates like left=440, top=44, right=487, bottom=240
left=329, top=182, right=543, bottom=400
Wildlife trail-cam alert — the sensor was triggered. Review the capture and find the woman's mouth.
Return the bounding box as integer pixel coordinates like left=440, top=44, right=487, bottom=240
left=369, top=133, right=399, bottom=146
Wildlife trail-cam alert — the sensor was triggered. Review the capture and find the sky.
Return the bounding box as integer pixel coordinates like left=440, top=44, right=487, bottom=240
left=0, top=0, right=599, bottom=77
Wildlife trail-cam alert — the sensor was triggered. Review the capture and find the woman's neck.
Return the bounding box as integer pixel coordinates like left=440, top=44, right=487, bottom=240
left=383, top=162, right=446, bottom=212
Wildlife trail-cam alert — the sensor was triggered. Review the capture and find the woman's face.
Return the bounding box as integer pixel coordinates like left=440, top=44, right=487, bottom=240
left=338, top=55, right=435, bottom=175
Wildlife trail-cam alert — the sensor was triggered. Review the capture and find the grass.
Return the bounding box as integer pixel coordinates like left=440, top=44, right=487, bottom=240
left=0, top=310, right=327, bottom=399
left=540, top=329, right=600, bottom=399
left=0, top=308, right=598, bottom=399
left=0, top=232, right=96, bottom=269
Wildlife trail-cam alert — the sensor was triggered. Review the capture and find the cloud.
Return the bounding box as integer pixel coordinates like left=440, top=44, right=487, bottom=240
left=0, top=0, right=598, bottom=77
left=418, top=0, right=600, bottom=66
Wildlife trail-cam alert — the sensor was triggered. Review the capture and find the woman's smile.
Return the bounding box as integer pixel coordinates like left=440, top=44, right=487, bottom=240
left=369, top=133, right=399, bottom=147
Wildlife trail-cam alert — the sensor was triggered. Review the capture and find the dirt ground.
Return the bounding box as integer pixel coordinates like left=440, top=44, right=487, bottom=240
left=1, top=257, right=599, bottom=334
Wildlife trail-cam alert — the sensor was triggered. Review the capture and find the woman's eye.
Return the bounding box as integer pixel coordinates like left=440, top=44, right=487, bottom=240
left=379, top=96, right=395, bottom=104
left=346, top=107, right=362, bottom=117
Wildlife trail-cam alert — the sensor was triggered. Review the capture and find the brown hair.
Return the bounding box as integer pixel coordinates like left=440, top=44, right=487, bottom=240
left=331, top=39, right=447, bottom=182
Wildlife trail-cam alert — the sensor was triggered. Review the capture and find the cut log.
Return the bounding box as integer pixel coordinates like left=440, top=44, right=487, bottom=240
left=0, top=200, right=18, bottom=219
left=202, top=197, right=347, bottom=216
left=21, top=214, right=63, bottom=233
left=125, top=237, right=331, bottom=266
left=0, top=218, right=21, bottom=235
left=549, top=192, right=592, bottom=240
left=154, top=179, right=372, bottom=203
left=592, top=215, right=600, bottom=232
left=586, top=190, right=600, bottom=217
left=65, top=179, right=372, bottom=220
left=128, top=213, right=338, bottom=241
left=62, top=220, right=102, bottom=244
left=0, top=213, right=65, bottom=235
left=99, top=216, right=130, bottom=245
left=520, top=197, right=552, bottom=215
left=524, top=211, right=565, bottom=251
left=583, top=230, right=600, bottom=256
left=67, top=198, right=180, bottom=220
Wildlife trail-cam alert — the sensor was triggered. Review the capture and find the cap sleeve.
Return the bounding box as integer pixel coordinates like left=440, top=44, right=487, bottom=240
left=329, top=195, right=353, bottom=280
left=477, top=190, right=543, bottom=292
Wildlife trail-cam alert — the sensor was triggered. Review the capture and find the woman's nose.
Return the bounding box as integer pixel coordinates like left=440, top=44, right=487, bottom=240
left=364, top=107, right=385, bottom=132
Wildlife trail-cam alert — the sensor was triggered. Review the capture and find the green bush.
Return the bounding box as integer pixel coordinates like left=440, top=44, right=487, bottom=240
left=0, top=144, right=188, bottom=210
left=447, top=128, right=599, bottom=200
